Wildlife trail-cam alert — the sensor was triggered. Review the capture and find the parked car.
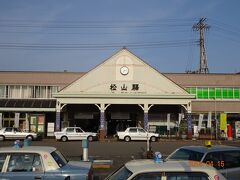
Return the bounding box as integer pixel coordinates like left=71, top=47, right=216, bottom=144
left=166, top=144, right=240, bottom=180
left=0, top=145, right=93, bottom=180
left=54, top=127, right=97, bottom=142
left=0, top=127, right=39, bottom=141
left=105, top=159, right=226, bottom=180
left=117, top=127, right=159, bottom=142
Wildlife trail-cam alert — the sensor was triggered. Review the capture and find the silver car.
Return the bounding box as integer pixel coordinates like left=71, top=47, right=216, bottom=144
left=166, top=145, right=240, bottom=180
left=106, top=159, right=226, bottom=180
left=0, top=146, right=93, bottom=180
left=54, top=127, right=97, bottom=142
left=0, top=127, right=39, bottom=141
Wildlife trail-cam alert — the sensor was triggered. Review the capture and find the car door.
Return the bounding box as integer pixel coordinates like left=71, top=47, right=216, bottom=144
left=2, top=153, right=45, bottom=180
left=3, top=127, right=14, bottom=139
left=65, top=128, right=75, bottom=140
left=13, top=128, right=25, bottom=139
left=75, top=127, right=85, bottom=140
left=137, top=128, right=148, bottom=140
left=128, top=128, right=138, bottom=140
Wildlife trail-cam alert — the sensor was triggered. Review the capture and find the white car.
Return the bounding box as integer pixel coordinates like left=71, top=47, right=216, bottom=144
left=54, top=127, right=97, bottom=142
left=105, top=159, right=226, bottom=180
left=0, top=146, right=93, bottom=180
left=0, top=127, right=39, bottom=141
left=117, top=127, right=159, bottom=142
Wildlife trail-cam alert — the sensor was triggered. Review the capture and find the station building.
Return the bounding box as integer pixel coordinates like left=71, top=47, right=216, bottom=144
left=0, top=49, right=240, bottom=139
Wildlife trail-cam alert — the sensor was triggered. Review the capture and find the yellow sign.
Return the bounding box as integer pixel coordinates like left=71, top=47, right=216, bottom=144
left=220, top=113, right=227, bottom=131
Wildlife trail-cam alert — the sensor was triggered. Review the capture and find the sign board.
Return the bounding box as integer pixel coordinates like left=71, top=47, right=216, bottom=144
left=198, top=114, right=204, bottom=132
left=207, top=112, right=212, bottom=128
left=235, top=121, right=240, bottom=139
left=14, top=113, right=20, bottom=128
left=0, top=113, right=2, bottom=129
left=47, top=123, right=55, bottom=136
left=220, top=113, right=227, bottom=131
left=167, top=114, right=170, bottom=131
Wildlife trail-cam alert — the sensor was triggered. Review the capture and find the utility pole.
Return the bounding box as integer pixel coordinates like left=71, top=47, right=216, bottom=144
left=193, top=18, right=210, bottom=73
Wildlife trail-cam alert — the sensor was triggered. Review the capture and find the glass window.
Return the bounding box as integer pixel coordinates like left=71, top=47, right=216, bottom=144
left=8, top=85, right=21, bottom=98
left=222, top=88, right=228, bottom=99
left=222, top=150, right=240, bottom=169
left=0, top=85, right=5, bottom=98
left=215, top=88, right=222, bottom=99
left=75, top=128, right=83, bottom=133
left=209, top=88, right=215, bottom=99
left=0, top=154, right=7, bottom=171
left=129, top=128, right=137, bottom=133
left=66, top=128, right=75, bottom=133
left=197, top=88, right=203, bottom=99
left=227, top=88, right=234, bottom=99
left=106, top=165, right=132, bottom=180
left=138, top=129, right=146, bottom=133
left=132, top=172, right=162, bottom=180
left=166, top=172, right=208, bottom=180
left=202, top=88, right=208, bottom=99
left=234, top=88, right=240, bottom=99
left=7, top=153, right=43, bottom=172
left=51, top=150, right=68, bottom=168
left=5, top=127, right=13, bottom=132
left=168, top=148, right=204, bottom=161
left=203, top=151, right=223, bottom=170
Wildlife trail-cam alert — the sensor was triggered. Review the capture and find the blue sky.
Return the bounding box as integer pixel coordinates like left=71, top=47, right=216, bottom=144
left=0, top=0, right=240, bottom=73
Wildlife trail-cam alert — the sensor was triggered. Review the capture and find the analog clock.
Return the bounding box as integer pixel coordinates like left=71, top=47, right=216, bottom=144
left=120, top=66, right=129, bottom=75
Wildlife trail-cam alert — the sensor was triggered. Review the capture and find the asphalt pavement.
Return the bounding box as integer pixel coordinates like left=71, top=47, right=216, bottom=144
left=1, top=138, right=240, bottom=179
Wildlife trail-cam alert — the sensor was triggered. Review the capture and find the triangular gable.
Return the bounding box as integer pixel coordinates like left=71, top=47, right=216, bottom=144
left=57, top=48, right=190, bottom=97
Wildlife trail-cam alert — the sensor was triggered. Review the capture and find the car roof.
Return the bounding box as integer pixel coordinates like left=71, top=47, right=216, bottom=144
left=125, top=159, right=220, bottom=174
left=0, top=146, right=56, bottom=153
left=178, top=145, right=240, bottom=153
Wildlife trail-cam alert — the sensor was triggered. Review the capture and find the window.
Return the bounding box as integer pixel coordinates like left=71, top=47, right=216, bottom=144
left=138, top=129, right=146, bottom=133
left=8, top=85, right=21, bottom=98
left=0, top=85, right=6, bottom=98
left=166, top=172, right=208, bottom=180
left=107, top=165, right=132, bottom=180
left=5, top=127, right=13, bottom=132
left=66, top=128, right=75, bottom=133
left=0, top=154, right=7, bottom=171
left=51, top=150, right=67, bottom=168
left=7, top=153, right=43, bottom=172
left=234, top=88, right=240, bottom=98
left=222, top=150, right=240, bottom=169
left=75, top=128, right=83, bottom=133
left=168, top=149, right=204, bottom=161
left=203, top=151, right=223, bottom=170
left=129, top=128, right=137, bottom=133
left=132, top=172, right=162, bottom=180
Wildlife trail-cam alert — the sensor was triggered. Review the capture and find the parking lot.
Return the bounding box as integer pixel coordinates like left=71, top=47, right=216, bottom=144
left=1, top=138, right=240, bottom=179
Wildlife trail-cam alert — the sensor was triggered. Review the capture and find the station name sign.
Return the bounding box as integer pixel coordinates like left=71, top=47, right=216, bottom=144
left=109, top=83, right=144, bottom=93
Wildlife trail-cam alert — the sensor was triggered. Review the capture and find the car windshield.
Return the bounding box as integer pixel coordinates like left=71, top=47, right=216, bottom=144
left=106, top=165, right=133, bottom=180
left=51, top=150, right=68, bottom=168
left=168, top=148, right=204, bottom=161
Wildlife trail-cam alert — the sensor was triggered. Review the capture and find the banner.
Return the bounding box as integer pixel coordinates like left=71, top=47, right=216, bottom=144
left=235, top=121, right=240, bottom=139
left=0, top=113, right=2, bottom=129
left=167, top=114, right=170, bottom=131
left=14, top=113, right=20, bottom=128
left=220, top=113, right=227, bottom=131
left=178, top=113, right=182, bottom=127
left=198, top=114, right=204, bottom=132
left=207, top=112, right=212, bottom=128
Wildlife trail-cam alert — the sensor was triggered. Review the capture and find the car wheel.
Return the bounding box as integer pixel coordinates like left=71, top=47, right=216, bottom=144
left=0, top=135, right=5, bottom=141
left=124, top=136, right=131, bottom=142
left=150, top=136, right=157, bottom=142
left=26, top=135, right=33, bottom=141
left=61, top=136, right=68, bottom=142
left=87, top=136, right=93, bottom=142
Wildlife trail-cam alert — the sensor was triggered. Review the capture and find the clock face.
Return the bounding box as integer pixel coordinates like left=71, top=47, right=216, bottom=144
left=120, top=66, right=129, bottom=75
